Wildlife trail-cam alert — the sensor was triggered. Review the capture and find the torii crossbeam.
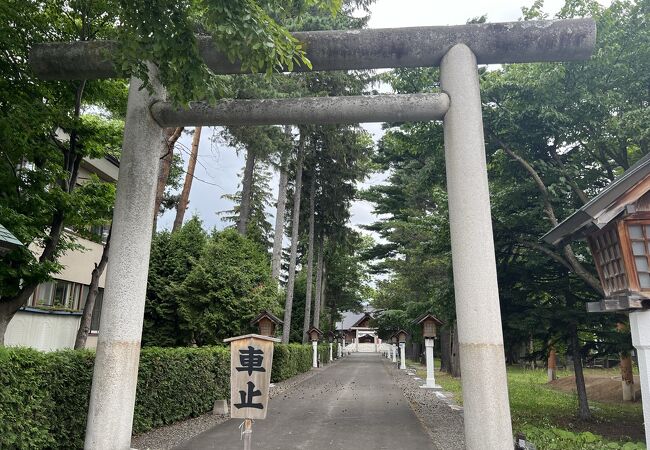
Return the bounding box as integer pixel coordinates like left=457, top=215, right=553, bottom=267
left=29, top=18, right=595, bottom=450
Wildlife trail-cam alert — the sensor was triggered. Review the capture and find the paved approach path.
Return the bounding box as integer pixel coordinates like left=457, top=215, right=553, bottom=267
left=176, top=353, right=435, bottom=450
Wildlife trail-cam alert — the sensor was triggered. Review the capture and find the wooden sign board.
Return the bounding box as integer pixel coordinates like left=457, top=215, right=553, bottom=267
left=224, top=334, right=279, bottom=420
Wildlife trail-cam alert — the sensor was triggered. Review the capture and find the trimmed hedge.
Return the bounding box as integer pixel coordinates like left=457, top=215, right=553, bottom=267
left=132, top=346, right=229, bottom=433
left=317, top=342, right=339, bottom=366
left=271, top=343, right=312, bottom=382
left=0, top=347, right=58, bottom=449
left=0, top=343, right=312, bottom=449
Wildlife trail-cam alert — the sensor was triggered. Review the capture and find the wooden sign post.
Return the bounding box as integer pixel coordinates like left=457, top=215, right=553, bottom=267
left=224, top=334, right=280, bottom=450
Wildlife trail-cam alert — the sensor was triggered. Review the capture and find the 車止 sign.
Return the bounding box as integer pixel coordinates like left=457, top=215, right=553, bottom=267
left=224, top=334, right=279, bottom=420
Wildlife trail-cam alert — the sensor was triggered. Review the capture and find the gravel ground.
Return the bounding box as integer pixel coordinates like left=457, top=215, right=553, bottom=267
left=131, top=361, right=339, bottom=450
left=382, top=357, right=465, bottom=450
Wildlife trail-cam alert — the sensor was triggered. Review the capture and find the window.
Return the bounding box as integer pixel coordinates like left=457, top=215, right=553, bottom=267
left=628, top=223, right=650, bottom=289
left=31, top=280, right=85, bottom=309
left=79, top=285, right=89, bottom=309
left=35, top=281, right=55, bottom=306
left=590, top=227, right=627, bottom=295
left=90, top=288, right=104, bottom=332
left=90, top=224, right=111, bottom=244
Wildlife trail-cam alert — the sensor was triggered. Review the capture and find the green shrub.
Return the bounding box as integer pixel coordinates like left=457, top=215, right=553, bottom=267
left=317, top=343, right=339, bottom=365
left=1, top=343, right=312, bottom=449
left=133, top=346, right=229, bottom=433
left=46, top=350, right=95, bottom=449
left=272, top=343, right=312, bottom=382
left=318, top=343, right=328, bottom=364
left=521, top=425, right=646, bottom=450
left=0, top=347, right=54, bottom=449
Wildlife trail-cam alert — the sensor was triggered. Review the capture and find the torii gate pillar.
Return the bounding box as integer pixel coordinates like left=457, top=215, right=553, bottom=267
left=84, top=68, right=165, bottom=449
left=440, top=44, right=513, bottom=448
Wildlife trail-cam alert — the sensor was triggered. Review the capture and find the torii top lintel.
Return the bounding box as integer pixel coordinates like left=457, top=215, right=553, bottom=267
left=30, top=19, right=595, bottom=81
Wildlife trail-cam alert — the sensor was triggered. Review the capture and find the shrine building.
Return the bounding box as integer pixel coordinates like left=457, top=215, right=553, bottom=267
left=336, top=309, right=386, bottom=352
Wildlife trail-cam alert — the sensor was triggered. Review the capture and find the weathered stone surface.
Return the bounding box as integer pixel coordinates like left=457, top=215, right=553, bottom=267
left=150, top=93, right=449, bottom=127
left=84, top=65, right=166, bottom=450
left=440, top=44, right=512, bottom=449
left=212, top=400, right=228, bottom=416
left=29, top=19, right=595, bottom=80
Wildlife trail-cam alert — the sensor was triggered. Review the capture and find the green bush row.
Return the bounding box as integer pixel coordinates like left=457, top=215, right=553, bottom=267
left=0, top=343, right=313, bottom=449
left=133, top=346, right=230, bottom=434
left=271, top=343, right=312, bottom=382
left=520, top=425, right=646, bottom=450
left=317, top=342, right=339, bottom=366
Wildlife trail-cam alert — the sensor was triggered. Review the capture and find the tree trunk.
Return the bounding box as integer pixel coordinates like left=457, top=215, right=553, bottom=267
left=548, top=347, right=557, bottom=382
left=329, top=292, right=336, bottom=332
left=0, top=282, right=34, bottom=345
left=153, top=127, right=183, bottom=229
left=271, top=127, right=292, bottom=282
left=173, top=126, right=201, bottom=232
left=302, top=177, right=316, bottom=343
left=499, top=141, right=604, bottom=296
left=74, top=228, right=111, bottom=349
left=620, top=353, right=635, bottom=401
left=529, top=335, right=536, bottom=370
left=313, top=238, right=324, bottom=330
left=0, top=315, right=9, bottom=346
left=616, top=322, right=635, bottom=401
left=569, top=323, right=591, bottom=420
left=451, top=323, right=462, bottom=378
left=320, top=261, right=327, bottom=314
left=0, top=299, right=22, bottom=346
left=282, top=132, right=305, bottom=343
left=440, top=326, right=452, bottom=373
left=237, top=147, right=256, bottom=235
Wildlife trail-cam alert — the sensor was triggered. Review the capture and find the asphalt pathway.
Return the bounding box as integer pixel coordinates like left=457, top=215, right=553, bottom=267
left=176, top=353, right=435, bottom=450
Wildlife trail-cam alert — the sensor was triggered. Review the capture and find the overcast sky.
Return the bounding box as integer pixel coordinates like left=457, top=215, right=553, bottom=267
left=157, top=0, right=606, bottom=235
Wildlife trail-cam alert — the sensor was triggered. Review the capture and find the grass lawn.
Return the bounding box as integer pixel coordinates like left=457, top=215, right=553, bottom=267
left=408, top=359, right=645, bottom=449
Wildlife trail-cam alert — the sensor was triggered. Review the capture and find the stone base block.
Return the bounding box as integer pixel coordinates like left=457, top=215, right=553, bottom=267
left=213, top=399, right=228, bottom=415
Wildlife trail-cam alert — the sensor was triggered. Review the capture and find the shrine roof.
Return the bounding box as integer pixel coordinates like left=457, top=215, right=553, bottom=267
left=250, top=309, right=283, bottom=326
left=543, top=153, right=650, bottom=247
left=336, top=308, right=378, bottom=330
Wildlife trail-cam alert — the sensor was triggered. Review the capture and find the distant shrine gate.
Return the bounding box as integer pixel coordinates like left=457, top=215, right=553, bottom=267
left=30, top=19, right=596, bottom=450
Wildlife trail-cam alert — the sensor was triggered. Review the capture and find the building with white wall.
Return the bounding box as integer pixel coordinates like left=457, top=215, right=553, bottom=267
left=5, top=156, right=118, bottom=351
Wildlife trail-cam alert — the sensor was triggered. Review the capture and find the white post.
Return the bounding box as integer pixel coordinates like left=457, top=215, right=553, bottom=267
left=329, top=342, right=333, bottom=362
left=630, top=311, right=650, bottom=447
left=342, top=337, right=346, bottom=356
left=84, top=70, right=165, bottom=450
left=421, top=338, right=441, bottom=389
left=355, top=330, right=359, bottom=352
left=399, top=342, right=406, bottom=370
left=392, top=344, right=397, bottom=363
left=440, top=43, right=513, bottom=449
left=312, top=341, right=318, bottom=368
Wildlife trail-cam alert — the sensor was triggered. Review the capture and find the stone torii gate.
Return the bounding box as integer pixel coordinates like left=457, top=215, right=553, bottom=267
left=30, top=19, right=595, bottom=450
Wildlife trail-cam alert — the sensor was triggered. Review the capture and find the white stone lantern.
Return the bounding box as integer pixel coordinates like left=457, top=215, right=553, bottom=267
left=414, top=313, right=444, bottom=390
left=307, top=326, right=323, bottom=368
